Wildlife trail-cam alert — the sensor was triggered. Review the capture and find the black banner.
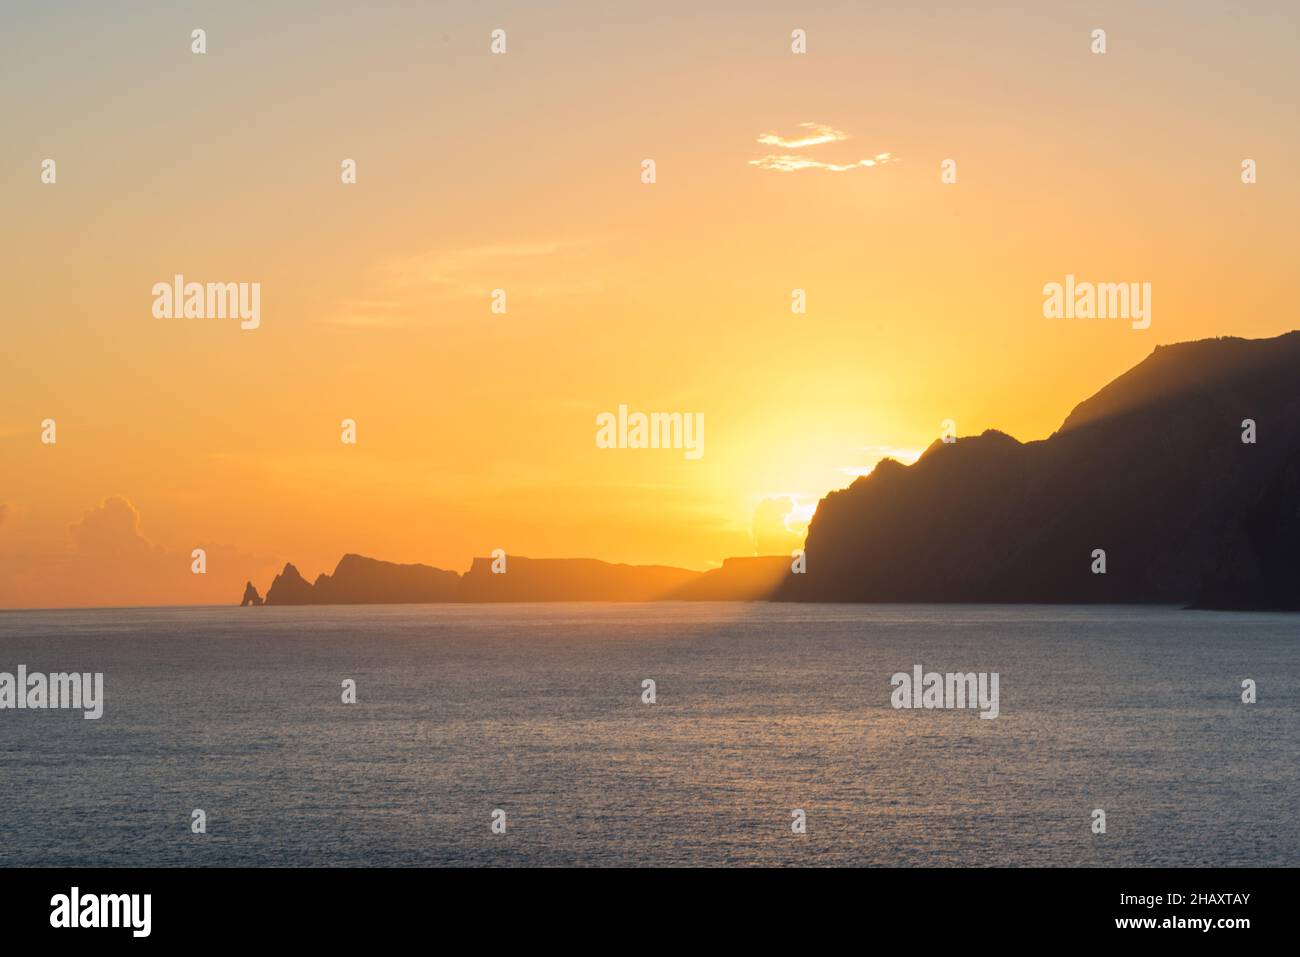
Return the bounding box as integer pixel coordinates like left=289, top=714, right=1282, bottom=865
left=0, top=867, right=1288, bottom=943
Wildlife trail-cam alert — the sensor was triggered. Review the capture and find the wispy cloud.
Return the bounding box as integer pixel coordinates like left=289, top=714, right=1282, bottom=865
left=756, top=122, right=850, bottom=149
left=750, top=153, right=896, bottom=173
left=750, top=123, right=897, bottom=173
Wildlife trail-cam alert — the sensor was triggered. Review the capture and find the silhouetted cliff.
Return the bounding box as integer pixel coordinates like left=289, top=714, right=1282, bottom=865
left=264, top=563, right=316, bottom=605
left=666, top=556, right=792, bottom=600
left=312, top=554, right=459, bottom=604
left=776, top=332, right=1300, bottom=607
left=457, top=555, right=697, bottom=602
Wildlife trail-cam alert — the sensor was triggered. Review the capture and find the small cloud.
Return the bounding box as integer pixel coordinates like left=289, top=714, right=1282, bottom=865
left=756, top=122, right=850, bottom=149
left=748, top=124, right=898, bottom=173
left=750, top=155, right=888, bottom=173
left=69, top=496, right=156, bottom=556
left=752, top=496, right=815, bottom=555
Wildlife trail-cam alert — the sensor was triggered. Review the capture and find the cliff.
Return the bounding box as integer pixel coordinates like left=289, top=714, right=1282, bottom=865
left=776, top=332, right=1300, bottom=607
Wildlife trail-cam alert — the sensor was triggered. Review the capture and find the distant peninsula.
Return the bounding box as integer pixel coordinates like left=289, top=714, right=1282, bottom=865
left=242, top=554, right=792, bottom=605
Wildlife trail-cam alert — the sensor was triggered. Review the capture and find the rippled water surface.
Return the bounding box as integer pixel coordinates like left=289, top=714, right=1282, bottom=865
left=1, top=603, right=1295, bottom=866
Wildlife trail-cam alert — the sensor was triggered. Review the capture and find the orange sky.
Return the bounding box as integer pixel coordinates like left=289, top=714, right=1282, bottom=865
left=2, top=1, right=1297, bottom=607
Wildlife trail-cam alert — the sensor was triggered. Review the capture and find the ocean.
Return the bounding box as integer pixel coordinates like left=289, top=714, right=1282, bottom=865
left=0, top=603, right=1295, bottom=867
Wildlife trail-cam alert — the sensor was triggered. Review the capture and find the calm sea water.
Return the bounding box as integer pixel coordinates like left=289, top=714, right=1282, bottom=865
left=0, top=603, right=1295, bottom=867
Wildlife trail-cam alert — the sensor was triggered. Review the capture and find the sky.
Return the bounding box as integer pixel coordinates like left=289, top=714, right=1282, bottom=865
left=1, top=0, right=1298, bottom=607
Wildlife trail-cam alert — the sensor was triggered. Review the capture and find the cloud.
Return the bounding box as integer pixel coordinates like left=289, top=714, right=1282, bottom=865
left=749, top=123, right=898, bottom=173
left=750, top=155, right=890, bottom=173
left=0, top=496, right=274, bottom=608
left=756, top=122, right=849, bottom=149
left=752, top=496, right=812, bottom=555
left=69, top=496, right=157, bottom=556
